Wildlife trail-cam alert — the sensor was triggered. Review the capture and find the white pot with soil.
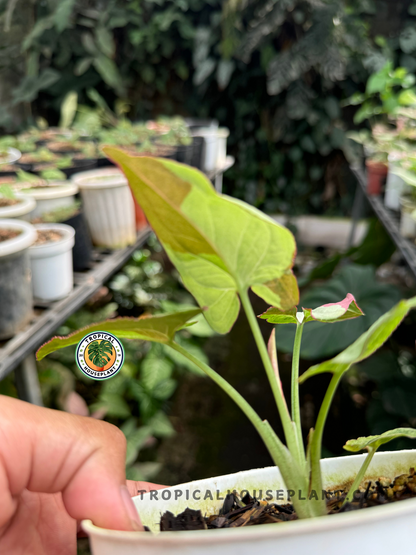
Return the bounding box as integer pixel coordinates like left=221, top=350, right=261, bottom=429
left=71, top=168, right=136, bottom=249
left=84, top=449, right=416, bottom=555
left=29, top=223, right=75, bottom=301
left=19, top=181, right=79, bottom=220
left=0, top=192, right=36, bottom=221
left=0, top=219, right=36, bottom=339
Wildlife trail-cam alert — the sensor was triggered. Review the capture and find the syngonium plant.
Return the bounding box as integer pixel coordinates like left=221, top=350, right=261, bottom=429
left=37, top=150, right=416, bottom=519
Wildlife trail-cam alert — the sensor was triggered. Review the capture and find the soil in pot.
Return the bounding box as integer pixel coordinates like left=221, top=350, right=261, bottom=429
left=0, top=228, right=21, bottom=241
left=34, top=229, right=63, bottom=245
left=0, top=197, right=20, bottom=208
left=160, top=467, right=416, bottom=531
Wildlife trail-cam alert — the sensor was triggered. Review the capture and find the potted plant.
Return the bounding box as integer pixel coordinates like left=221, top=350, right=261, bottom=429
left=71, top=168, right=137, bottom=248
left=29, top=223, right=75, bottom=302
left=38, top=152, right=416, bottom=554
left=17, top=178, right=79, bottom=220
left=36, top=201, right=92, bottom=271
left=0, top=218, right=36, bottom=339
left=386, top=156, right=416, bottom=238
left=0, top=185, right=36, bottom=221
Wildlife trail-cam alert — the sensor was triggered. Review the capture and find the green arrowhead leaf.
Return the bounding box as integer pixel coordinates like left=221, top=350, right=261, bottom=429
left=302, top=293, right=364, bottom=323
left=344, top=428, right=416, bottom=453
left=258, top=306, right=298, bottom=324
left=299, top=296, right=416, bottom=383
left=36, top=308, right=202, bottom=360
left=103, top=148, right=298, bottom=334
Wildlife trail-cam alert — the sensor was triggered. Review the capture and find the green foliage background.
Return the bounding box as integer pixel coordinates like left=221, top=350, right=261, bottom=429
left=1, top=1, right=416, bottom=211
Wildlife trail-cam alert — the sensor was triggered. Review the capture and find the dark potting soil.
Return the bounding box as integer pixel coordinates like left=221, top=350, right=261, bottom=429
left=34, top=229, right=63, bottom=246
left=0, top=229, right=21, bottom=242
left=0, top=197, right=19, bottom=207
left=159, top=467, right=416, bottom=531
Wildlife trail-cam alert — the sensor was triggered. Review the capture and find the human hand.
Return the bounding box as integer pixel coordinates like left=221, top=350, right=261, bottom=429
left=0, top=395, right=165, bottom=555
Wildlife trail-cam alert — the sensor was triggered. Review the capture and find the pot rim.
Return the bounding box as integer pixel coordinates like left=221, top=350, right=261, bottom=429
left=20, top=182, right=78, bottom=200
left=0, top=193, right=36, bottom=218
left=29, top=223, right=75, bottom=258
left=72, top=168, right=127, bottom=189
left=0, top=219, right=36, bottom=257
left=82, top=449, right=416, bottom=544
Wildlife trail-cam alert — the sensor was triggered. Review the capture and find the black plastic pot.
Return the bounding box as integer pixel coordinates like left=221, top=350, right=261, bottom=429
left=0, top=250, right=33, bottom=339
left=61, top=158, right=97, bottom=178
left=189, top=137, right=204, bottom=170
left=62, top=210, right=93, bottom=271
left=174, top=143, right=194, bottom=165
left=96, top=157, right=115, bottom=168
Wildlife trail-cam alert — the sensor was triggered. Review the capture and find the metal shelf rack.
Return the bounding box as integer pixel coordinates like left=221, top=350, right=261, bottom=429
left=350, top=166, right=416, bottom=276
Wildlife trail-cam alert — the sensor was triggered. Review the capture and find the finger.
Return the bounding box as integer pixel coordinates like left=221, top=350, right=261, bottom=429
left=0, top=395, right=142, bottom=532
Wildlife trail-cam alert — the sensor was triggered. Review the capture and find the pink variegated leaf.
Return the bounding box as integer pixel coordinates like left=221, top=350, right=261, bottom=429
left=303, top=293, right=364, bottom=323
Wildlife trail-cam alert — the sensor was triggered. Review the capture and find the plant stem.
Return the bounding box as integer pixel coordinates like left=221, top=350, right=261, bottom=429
left=168, top=340, right=314, bottom=519
left=291, top=322, right=304, bottom=459
left=308, top=373, right=341, bottom=515
left=239, top=289, right=304, bottom=468
left=343, top=448, right=376, bottom=505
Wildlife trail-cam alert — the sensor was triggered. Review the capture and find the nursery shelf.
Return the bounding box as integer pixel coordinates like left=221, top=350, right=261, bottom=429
left=0, top=228, right=151, bottom=391
left=350, top=166, right=416, bottom=276
left=0, top=158, right=234, bottom=405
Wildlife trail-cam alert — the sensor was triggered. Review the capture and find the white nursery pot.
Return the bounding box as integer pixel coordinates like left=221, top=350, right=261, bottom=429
left=400, top=196, right=416, bottom=238
left=29, top=223, right=75, bottom=301
left=21, top=182, right=78, bottom=220
left=385, top=155, right=409, bottom=211
left=72, top=169, right=136, bottom=249
left=195, top=128, right=219, bottom=172
left=0, top=219, right=36, bottom=338
left=216, top=127, right=230, bottom=167
left=0, top=193, right=36, bottom=221
left=84, top=449, right=416, bottom=555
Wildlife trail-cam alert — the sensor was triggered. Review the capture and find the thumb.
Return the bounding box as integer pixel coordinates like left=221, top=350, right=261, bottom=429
left=0, top=396, right=142, bottom=531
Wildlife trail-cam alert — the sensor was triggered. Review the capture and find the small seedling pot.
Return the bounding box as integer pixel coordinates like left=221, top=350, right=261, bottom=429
left=384, top=154, right=410, bottom=211
left=400, top=195, right=416, bottom=238
left=84, top=449, right=416, bottom=555
left=366, top=160, right=388, bottom=195
left=0, top=219, right=36, bottom=339
left=21, top=182, right=79, bottom=220
left=29, top=223, right=75, bottom=301
left=72, top=168, right=137, bottom=247
left=0, top=193, right=36, bottom=221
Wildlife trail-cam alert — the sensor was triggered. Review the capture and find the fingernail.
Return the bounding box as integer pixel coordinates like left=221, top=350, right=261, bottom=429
left=120, top=485, right=143, bottom=531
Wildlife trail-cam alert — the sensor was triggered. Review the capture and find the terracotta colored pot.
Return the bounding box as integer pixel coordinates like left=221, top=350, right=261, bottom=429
left=366, top=160, right=388, bottom=195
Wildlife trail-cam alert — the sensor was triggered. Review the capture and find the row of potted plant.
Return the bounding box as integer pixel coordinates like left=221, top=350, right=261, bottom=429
left=346, top=62, right=416, bottom=239
left=0, top=114, right=230, bottom=181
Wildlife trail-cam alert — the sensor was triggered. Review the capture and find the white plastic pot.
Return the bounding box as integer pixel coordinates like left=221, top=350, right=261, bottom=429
left=400, top=196, right=416, bottom=238
left=72, top=169, right=136, bottom=249
left=20, top=182, right=78, bottom=220
left=216, top=128, right=230, bottom=167
left=0, top=193, right=36, bottom=221
left=29, top=223, right=75, bottom=301
left=194, top=128, right=219, bottom=172
left=0, top=219, right=36, bottom=338
left=84, top=449, right=416, bottom=555
left=385, top=154, right=410, bottom=211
